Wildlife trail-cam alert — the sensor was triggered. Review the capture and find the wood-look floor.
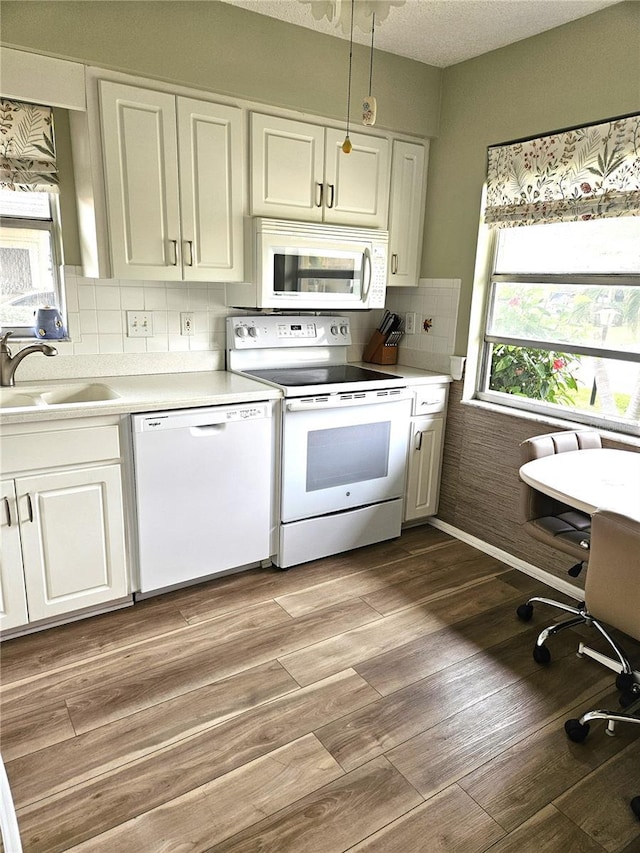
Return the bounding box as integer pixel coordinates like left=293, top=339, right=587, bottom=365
left=2, top=525, right=640, bottom=853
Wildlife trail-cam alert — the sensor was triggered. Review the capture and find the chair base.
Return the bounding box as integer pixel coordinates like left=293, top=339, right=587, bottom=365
left=565, top=689, right=640, bottom=742
left=516, top=595, right=636, bottom=682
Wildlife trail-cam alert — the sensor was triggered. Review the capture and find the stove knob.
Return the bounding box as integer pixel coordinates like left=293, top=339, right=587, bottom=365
left=330, top=325, right=339, bottom=336
left=235, top=325, right=249, bottom=338
left=340, top=324, right=349, bottom=336
left=248, top=327, right=258, bottom=338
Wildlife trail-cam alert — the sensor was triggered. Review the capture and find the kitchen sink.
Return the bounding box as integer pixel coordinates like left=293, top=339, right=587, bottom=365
left=39, top=383, right=120, bottom=405
left=0, top=389, right=45, bottom=409
left=0, top=383, right=120, bottom=409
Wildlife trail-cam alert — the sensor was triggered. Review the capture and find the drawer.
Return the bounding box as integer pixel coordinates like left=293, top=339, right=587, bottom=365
left=1, top=425, right=121, bottom=474
left=412, top=384, right=448, bottom=416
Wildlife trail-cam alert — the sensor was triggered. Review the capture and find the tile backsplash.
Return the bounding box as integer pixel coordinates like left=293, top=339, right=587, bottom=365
left=383, top=278, right=462, bottom=373
left=12, top=266, right=380, bottom=381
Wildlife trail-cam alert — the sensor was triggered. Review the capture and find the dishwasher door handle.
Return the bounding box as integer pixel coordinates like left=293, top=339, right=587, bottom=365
left=189, top=424, right=225, bottom=436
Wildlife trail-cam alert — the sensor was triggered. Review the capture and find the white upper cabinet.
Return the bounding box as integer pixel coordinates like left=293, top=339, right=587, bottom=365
left=387, top=139, right=428, bottom=288
left=99, top=81, right=244, bottom=281
left=250, top=113, right=390, bottom=228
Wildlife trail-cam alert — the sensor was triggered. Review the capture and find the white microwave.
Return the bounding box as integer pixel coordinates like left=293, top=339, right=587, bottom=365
left=225, top=218, right=388, bottom=311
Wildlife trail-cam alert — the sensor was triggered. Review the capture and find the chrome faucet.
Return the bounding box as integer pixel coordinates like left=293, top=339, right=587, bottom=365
left=0, top=331, right=58, bottom=387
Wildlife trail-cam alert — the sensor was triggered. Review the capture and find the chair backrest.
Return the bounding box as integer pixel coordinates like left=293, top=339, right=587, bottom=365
left=585, top=510, right=640, bottom=642
left=520, top=430, right=602, bottom=522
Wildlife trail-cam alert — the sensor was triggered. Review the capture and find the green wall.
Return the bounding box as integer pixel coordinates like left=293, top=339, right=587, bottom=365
left=427, top=1, right=640, bottom=351
left=0, top=1, right=441, bottom=137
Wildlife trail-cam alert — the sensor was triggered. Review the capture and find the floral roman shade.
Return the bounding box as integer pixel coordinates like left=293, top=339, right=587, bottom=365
left=0, top=99, right=58, bottom=192
left=484, top=114, right=640, bottom=228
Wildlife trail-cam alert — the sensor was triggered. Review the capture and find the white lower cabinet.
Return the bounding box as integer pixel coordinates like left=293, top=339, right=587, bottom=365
left=0, top=419, right=129, bottom=633
left=404, top=384, right=448, bottom=522
left=0, top=479, right=29, bottom=630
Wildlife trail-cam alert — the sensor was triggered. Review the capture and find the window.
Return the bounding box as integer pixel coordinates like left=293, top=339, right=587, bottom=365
left=475, top=114, right=640, bottom=437
left=0, top=98, right=65, bottom=338
left=479, top=219, right=640, bottom=435
left=0, top=189, right=64, bottom=335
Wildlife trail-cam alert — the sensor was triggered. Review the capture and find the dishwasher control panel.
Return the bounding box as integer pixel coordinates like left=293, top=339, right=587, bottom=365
left=133, top=403, right=273, bottom=432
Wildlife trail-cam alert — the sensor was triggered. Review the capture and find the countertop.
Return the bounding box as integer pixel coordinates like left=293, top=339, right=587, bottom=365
left=352, top=363, right=452, bottom=385
left=0, top=365, right=451, bottom=425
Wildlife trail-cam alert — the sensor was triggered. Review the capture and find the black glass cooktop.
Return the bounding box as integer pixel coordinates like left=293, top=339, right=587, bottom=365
left=243, top=365, right=401, bottom=387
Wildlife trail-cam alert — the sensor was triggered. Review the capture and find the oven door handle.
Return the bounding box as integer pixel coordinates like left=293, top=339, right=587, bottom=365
left=286, top=393, right=410, bottom=412
left=361, top=248, right=372, bottom=304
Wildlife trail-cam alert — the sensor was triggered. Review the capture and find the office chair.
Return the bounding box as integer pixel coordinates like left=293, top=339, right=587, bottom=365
left=520, top=429, right=602, bottom=576
left=516, top=430, right=609, bottom=666
left=517, top=431, right=638, bottom=705
left=562, top=510, right=640, bottom=742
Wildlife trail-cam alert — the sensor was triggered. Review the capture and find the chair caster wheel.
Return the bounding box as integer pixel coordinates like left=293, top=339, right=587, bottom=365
left=533, top=643, right=551, bottom=665
left=565, top=718, right=590, bottom=743
left=619, top=689, right=638, bottom=709
left=631, top=796, right=640, bottom=820
left=616, top=672, right=635, bottom=692
left=517, top=603, right=534, bottom=622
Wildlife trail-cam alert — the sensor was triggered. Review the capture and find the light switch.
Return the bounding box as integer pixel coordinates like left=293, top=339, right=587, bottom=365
left=126, top=311, right=153, bottom=337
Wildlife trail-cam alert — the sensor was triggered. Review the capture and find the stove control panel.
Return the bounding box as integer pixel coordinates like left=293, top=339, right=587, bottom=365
left=227, top=316, right=352, bottom=348
left=277, top=321, right=317, bottom=339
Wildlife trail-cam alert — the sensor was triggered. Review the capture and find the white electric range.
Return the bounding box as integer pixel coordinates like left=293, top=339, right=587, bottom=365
left=227, top=315, right=412, bottom=568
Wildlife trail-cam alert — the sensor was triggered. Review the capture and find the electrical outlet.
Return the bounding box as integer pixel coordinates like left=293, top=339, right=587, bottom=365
left=180, top=312, right=195, bottom=336
left=405, top=312, right=416, bottom=335
left=126, top=311, right=153, bottom=338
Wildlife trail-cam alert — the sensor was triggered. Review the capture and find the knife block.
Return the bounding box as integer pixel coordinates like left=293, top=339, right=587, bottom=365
left=362, top=330, right=398, bottom=365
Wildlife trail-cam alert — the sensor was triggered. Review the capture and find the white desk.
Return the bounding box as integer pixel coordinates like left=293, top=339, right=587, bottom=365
left=519, top=448, right=640, bottom=522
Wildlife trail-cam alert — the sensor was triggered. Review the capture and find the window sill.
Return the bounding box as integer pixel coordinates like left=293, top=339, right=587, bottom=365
left=460, top=396, right=640, bottom=449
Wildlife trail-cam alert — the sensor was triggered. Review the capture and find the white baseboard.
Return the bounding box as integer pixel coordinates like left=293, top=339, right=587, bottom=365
left=426, top=518, right=584, bottom=600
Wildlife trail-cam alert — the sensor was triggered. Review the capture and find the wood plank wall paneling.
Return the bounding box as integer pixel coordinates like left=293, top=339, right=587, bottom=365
left=438, top=381, right=639, bottom=589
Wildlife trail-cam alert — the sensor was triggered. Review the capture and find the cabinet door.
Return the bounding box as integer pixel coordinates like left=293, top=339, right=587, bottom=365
left=404, top=416, right=444, bottom=521
left=178, top=98, right=245, bottom=282
left=17, top=466, right=128, bottom=622
left=324, top=129, right=389, bottom=228
left=100, top=81, right=182, bottom=280
left=388, top=140, right=427, bottom=288
left=0, top=480, right=29, bottom=631
left=250, top=114, right=324, bottom=221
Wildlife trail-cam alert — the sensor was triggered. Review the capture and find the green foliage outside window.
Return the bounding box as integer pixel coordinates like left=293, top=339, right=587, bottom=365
left=490, top=345, right=580, bottom=405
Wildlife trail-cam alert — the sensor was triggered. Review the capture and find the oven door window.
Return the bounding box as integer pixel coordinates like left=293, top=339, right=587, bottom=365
left=272, top=249, right=363, bottom=297
left=280, top=399, right=411, bottom=523
left=307, top=422, right=390, bottom=490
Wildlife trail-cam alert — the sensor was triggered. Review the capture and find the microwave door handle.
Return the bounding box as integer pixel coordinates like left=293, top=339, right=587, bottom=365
left=361, top=248, right=372, bottom=303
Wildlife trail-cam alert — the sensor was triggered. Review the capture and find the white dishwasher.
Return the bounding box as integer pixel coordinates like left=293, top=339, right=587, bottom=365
left=131, top=402, right=275, bottom=595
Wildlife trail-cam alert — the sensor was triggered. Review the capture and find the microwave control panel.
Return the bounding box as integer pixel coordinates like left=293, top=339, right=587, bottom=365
left=369, top=245, right=387, bottom=308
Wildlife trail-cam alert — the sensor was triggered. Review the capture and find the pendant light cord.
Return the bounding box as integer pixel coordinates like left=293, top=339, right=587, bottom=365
left=368, top=12, right=375, bottom=96
left=345, top=0, right=354, bottom=140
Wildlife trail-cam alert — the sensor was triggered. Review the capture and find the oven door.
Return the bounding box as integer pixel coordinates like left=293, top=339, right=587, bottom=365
left=280, top=394, right=412, bottom=523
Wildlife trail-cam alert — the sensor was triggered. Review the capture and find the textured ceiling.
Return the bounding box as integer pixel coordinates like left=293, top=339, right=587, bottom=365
left=219, top=0, right=621, bottom=67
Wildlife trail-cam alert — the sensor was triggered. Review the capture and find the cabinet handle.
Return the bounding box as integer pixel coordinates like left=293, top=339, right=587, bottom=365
left=391, top=253, right=399, bottom=275
left=415, top=431, right=423, bottom=451
left=184, top=240, right=194, bottom=266
left=26, top=493, right=34, bottom=523
left=169, top=239, right=179, bottom=266
left=4, top=496, right=12, bottom=527
left=316, top=183, right=324, bottom=208
left=327, top=184, right=335, bottom=208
